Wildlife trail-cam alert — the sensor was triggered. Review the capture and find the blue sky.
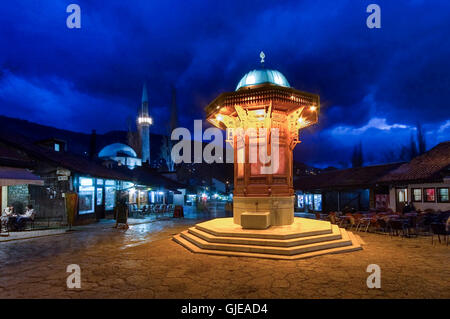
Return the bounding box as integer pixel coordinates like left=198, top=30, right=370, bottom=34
left=0, top=0, right=449, bottom=167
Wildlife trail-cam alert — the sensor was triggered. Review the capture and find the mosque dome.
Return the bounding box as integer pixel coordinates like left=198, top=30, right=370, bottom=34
left=98, top=143, right=137, bottom=158
left=235, top=69, right=290, bottom=91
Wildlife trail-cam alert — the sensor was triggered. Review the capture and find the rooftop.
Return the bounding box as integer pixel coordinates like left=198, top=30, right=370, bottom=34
left=294, top=163, right=403, bottom=191
left=236, top=69, right=290, bottom=91
left=377, top=141, right=450, bottom=183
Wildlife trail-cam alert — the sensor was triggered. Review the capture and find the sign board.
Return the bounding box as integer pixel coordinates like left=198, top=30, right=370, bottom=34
left=56, top=168, right=71, bottom=176
left=58, top=176, right=69, bottom=181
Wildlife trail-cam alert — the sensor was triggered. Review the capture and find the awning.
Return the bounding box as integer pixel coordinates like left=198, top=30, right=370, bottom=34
left=0, top=166, right=44, bottom=186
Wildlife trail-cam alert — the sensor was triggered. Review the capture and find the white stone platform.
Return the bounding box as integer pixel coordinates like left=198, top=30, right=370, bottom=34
left=173, top=217, right=363, bottom=260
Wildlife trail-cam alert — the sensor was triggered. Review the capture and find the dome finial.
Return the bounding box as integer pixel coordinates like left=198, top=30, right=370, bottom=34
left=259, top=51, right=265, bottom=68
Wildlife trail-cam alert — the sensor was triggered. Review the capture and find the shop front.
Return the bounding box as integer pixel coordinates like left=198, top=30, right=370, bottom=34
left=76, top=176, right=119, bottom=221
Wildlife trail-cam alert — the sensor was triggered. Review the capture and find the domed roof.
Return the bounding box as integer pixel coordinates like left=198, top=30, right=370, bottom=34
left=98, top=143, right=137, bottom=158
left=236, top=69, right=290, bottom=91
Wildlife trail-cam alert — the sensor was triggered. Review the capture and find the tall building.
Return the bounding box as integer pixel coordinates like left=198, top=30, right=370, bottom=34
left=137, top=83, right=152, bottom=163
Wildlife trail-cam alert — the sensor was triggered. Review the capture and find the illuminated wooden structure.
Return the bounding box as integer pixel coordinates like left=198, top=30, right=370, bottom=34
left=205, top=71, right=319, bottom=226
left=173, top=55, right=362, bottom=259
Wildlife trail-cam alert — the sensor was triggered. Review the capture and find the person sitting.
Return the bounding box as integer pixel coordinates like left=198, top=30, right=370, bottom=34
left=1, top=206, right=14, bottom=230
left=402, top=202, right=413, bottom=215
left=15, top=205, right=35, bottom=230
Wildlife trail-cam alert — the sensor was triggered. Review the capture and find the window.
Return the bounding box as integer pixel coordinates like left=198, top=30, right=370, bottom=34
left=397, top=188, right=408, bottom=203
left=313, top=194, right=322, bottom=212
left=305, top=194, right=314, bottom=211
left=424, top=188, right=436, bottom=202
left=54, top=143, right=60, bottom=152
left=412, top=188, right=422, bottom=202
left=96, top=188, right=103, bottom=205
left=78, top=177, right=95, bottom=214
left=104, top=180, right=116, bottom=210
left=437, top=188, right=449, bottom=203
left=297, top=194, right=304, bottom=209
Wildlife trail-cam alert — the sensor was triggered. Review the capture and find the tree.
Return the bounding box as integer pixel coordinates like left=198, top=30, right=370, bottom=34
left=416, top=123, right=426, bottom=155
left=126, top=116, right=141, bottom=157
left=351, top=142, right=364, bottom=168
left=409, top=133, right=418, bottom=160
left=399, top=145, right=410, bottom=161
left=160, top=85, right=178, bottom=172
left=159, top=135, right=173, bottom=172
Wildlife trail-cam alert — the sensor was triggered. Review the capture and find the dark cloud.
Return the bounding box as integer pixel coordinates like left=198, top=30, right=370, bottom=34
left=0, top=0, right=449, bottom=166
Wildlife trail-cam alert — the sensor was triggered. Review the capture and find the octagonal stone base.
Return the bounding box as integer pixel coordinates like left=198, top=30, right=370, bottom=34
left=173, top=217, right=363, bottom=260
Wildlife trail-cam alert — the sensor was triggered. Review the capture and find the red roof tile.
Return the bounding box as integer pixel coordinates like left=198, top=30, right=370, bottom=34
left=377, top=141, right=450, bottom=183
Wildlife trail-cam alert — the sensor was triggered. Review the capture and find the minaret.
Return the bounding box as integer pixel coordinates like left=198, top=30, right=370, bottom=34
left=138, top=83, right=152, bottom=164
left=166, top=85, right=178, bottom=171
left=170, top=85, right=178, bottom=132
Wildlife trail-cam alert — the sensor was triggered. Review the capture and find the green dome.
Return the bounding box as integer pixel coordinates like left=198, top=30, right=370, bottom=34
left=236, top=69, right=290, bottom=91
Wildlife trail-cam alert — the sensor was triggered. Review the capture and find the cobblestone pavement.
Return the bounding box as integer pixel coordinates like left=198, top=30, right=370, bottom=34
left=0, top=214, right=448, bottom=299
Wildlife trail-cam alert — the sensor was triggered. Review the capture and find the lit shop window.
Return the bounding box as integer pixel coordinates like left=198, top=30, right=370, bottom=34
left=79, top=177, right=95, bottom=214
left=104, top=180, right=116, bottom=210
left=96, top=188, right=103, bottom=205
left=150, top=191, right=165, bottom=203
left=313, top=194, right=322, bottom=212
left=437, top=188, right=449, bottom=203
left=397, top=188, right=408, bottom=203
left=305, top=194, right=314, bottom=211
left=424, top=188, right=436, bottom=202
left=297, top=194, right=304, bottom=209
left=412, top=188, right=422, bottom=202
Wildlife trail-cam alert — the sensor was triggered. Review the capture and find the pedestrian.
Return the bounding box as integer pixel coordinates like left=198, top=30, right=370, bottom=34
left=1, top=206, right=14, bottom=231
left=115, top=191, right=129, bottom=230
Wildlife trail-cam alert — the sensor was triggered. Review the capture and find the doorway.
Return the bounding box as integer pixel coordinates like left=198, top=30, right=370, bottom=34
left=95, top=180, right=105, bottom=220
left=395, top=188, right=408, bottom=213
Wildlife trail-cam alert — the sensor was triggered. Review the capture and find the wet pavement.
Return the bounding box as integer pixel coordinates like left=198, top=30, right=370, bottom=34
left=0, top=205, right=448, bottom=299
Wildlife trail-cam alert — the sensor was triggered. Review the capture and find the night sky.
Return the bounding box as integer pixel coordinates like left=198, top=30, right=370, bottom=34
left=1, top=0, right=449, bottom=167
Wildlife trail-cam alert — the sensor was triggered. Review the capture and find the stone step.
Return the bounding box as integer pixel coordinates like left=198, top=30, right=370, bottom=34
left=195, top=218, right=333, bottom=240
left=188, top=224, right=343, bottom=247
left=173, top=230, right=362, bottom=260
left=179, top=227, right=354, bottom=256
